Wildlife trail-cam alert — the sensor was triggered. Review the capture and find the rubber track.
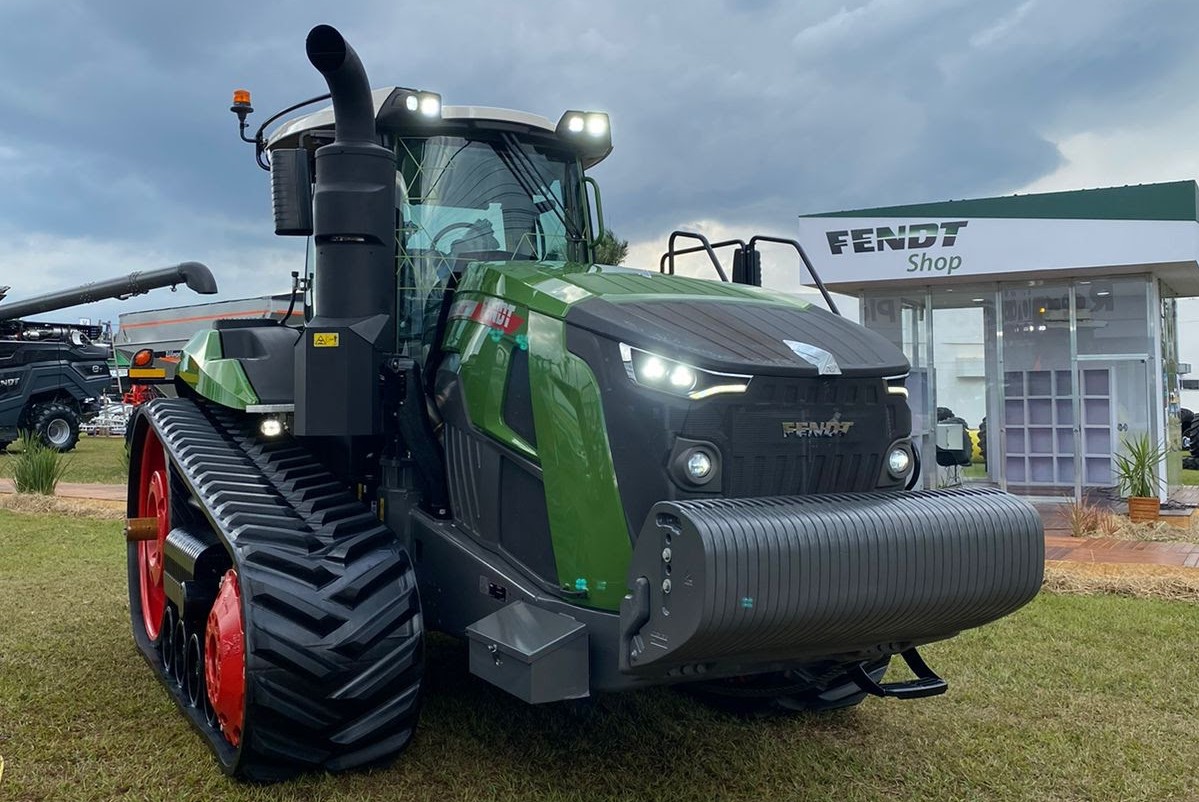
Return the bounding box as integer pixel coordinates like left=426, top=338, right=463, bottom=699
left=132, top=397, right=424, bottom=781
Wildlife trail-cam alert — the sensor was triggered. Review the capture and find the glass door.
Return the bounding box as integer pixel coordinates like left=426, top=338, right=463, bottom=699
left=929, top=286, right=998, bottom=486
left=1076, top=358, right=1151, bottom=489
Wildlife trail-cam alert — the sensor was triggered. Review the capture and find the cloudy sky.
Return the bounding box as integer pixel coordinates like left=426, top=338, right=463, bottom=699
left=3, top=0, right=1199, bottom=325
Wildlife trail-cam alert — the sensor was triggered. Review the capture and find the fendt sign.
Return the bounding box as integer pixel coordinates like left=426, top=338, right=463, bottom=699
left=825, top=221, right=968, bottom=275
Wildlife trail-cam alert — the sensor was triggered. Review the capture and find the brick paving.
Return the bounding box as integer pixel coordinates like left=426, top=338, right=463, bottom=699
left=1038, top=501, right=1199, bottom=568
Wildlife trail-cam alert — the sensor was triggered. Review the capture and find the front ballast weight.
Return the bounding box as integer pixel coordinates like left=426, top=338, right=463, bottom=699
left=619, top=487, right=1043, bottom=680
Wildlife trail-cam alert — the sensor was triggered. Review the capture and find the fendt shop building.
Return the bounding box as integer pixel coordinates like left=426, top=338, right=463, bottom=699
left=797, top=181, right=1199, bottom=502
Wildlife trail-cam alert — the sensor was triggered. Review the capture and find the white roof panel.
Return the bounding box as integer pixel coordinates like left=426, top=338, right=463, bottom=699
left=266, top=87, right=555, bottom=147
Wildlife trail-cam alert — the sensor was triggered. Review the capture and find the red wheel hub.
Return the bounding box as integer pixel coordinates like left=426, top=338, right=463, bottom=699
left=206, top=569, right=246, bottom=747
left=136, top=429, right=169, bottom=642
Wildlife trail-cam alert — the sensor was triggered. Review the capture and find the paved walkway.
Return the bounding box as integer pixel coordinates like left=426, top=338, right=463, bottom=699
left=1044, top=535, right=1199, bottom=568
left=0, top=479, right=125, bottom=501
left=2, top=481, right=1197, bottom=569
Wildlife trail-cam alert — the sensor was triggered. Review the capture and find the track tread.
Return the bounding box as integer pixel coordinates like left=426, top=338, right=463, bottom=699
left=128, top=397, right=424, bottom=780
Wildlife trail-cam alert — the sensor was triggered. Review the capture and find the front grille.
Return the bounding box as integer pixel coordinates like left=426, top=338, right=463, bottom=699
left=680, top=376, right=899, bottom=497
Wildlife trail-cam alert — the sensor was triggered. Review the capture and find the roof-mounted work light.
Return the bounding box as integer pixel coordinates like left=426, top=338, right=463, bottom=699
left=556, top=110, right=612, bottom=163
left=557, top=111, right=609, bottom=138
left=377, top=88, right=443, bottom=127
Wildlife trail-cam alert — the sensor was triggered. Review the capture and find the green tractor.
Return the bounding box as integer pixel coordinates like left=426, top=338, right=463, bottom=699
left=124, top=25, right=1044, bottom=781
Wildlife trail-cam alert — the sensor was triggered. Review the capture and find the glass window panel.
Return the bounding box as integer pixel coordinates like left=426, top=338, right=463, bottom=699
left=1076, top=277, right=1150, bottom=355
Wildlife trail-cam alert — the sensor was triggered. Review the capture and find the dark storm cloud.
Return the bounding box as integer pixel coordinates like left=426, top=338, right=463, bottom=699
left=0, top=0, right=1196, bottom=323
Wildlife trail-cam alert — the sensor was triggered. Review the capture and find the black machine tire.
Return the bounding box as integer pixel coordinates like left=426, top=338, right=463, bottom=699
left=683, top=658, right=891, bottom=715
left=126, top=397, right=425, bottom=781
left=27, top=400, right=80, bottom=452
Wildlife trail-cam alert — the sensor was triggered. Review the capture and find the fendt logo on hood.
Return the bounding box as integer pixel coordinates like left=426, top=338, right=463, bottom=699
left=825, top=220, right=968, bottom=275
left=782, top=416, right=855, bottom=438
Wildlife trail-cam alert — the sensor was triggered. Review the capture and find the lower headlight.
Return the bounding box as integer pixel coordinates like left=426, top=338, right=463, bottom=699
left=686, top=451, right=713, bottom=480
left=887, top=446, right=912, bottom=477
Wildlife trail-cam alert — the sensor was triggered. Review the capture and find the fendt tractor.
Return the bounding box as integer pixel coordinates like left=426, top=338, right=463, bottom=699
left=123, top=25, right=1044, bottom=780
left=0, top=265, right=216, bottom=451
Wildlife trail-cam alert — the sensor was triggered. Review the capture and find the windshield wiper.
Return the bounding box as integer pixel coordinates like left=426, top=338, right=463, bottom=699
left=497, top=133, right=586, bottom=248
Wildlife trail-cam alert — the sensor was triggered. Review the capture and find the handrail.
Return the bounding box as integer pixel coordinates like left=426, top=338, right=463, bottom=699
left=659, top=232, right=740, bottom=281
left=746, top=235, right=841, bottom=316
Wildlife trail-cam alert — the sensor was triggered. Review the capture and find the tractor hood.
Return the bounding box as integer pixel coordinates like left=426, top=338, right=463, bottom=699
left=458, top=261, right=909, bottom=379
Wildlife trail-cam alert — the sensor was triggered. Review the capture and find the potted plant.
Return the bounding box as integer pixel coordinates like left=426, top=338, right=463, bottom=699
left=1113, top=433, right=1166, bottom=523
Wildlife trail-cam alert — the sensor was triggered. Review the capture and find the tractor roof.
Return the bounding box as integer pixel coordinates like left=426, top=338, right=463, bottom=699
left=269, top=87, right=556, bottom=148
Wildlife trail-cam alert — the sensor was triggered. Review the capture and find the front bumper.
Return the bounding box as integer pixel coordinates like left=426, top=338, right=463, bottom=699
left=619, top=487, right=1043, bottom=677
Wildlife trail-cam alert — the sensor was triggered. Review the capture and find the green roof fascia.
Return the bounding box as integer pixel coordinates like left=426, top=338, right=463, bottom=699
left=802, top=180, right=1199, bottom=223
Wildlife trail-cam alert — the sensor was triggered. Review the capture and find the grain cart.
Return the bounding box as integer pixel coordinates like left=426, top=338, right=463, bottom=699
left=124, top=25, right=1044, bottom=781
left=0, top=264, right=216, bottom=450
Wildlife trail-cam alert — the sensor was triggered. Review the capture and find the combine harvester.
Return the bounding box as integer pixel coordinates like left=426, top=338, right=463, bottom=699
left=123, top=25, right=1044, bottom=781
left=0, top=265, right=215, bottom=450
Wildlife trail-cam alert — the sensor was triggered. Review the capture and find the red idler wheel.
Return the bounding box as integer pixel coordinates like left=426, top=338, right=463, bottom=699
left=206, top=569, right=246, bottom=747
left=136, top=428, right=169, bottom=642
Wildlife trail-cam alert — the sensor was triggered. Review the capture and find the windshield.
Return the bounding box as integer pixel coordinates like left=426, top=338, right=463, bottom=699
left=394, top=134, right=590, bottom=348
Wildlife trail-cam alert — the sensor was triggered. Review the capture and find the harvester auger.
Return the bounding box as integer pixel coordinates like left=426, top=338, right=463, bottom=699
left=124, top=24, right=1044, bottom=781
left=0, top=263, right=216, bottom=451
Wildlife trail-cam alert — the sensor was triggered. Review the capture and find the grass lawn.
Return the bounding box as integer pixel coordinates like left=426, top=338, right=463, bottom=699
left=2, top=509, right=1198, bottom=801
left=0, top=436, right=126, bottom=485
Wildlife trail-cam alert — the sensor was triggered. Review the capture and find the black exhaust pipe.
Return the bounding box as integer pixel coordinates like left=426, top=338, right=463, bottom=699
left=305, top=25, right=376, bottom=145
left=295, top=25, right=397, bottom=438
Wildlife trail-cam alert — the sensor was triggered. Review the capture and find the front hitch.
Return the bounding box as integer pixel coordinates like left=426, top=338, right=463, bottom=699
left=847, top=648, right=947, bottom=700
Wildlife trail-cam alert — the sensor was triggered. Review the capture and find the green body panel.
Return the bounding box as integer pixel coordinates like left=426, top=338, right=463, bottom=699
left=442, top=292, right=630, bottom=610
left=455, top=260, right=810, bottom=318
left=176, top=330, right=260, bottom=411
left=524, top=311, right=630, bottom=610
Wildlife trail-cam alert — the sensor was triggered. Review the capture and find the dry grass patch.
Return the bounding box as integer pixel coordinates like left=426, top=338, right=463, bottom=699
left=0, top=492, right=124, bottom=519
left=1044, top=560, right=1199, bottom=602
left=1058, top=501, right=1199, bottom=544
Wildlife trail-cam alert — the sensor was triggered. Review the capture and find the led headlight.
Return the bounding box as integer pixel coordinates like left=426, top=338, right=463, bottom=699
left=885, top=373, right=910, bottom=398
left=619, top=343, right=750, bottom=400
left=887, top=445, right=912, bottom=477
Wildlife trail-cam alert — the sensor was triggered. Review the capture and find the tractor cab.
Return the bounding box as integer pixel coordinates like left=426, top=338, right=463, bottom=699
left=259, top=89, right=610, bottom=353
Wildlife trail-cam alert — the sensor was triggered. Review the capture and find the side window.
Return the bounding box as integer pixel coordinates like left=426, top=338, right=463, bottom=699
left=535, top=180, right=568, bottom=260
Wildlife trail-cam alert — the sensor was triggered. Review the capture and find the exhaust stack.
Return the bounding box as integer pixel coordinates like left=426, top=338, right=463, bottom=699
left=296, top=25, right=397, bottom=437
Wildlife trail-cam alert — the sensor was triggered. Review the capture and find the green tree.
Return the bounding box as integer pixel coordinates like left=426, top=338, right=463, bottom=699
left=594, top=230, right=629, bottom=265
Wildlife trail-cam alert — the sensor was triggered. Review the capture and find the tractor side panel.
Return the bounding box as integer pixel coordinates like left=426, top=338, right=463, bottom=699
left=176, top=330, right=260, bottom=410
left=524, top=311, right=631, bottom=610
left=442, top=295, right=632, bottom=611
